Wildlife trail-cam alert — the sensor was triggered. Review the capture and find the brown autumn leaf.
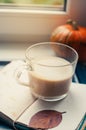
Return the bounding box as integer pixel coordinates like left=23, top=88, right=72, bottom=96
left=29, top=110, right=65, bottom=129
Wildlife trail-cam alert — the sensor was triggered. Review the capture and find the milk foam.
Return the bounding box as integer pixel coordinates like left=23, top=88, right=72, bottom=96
left=31, top=57, right=73, bottom=81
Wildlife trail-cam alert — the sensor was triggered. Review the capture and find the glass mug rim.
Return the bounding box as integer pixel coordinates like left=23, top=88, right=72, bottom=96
left=25, top=42, right=78, bottom=67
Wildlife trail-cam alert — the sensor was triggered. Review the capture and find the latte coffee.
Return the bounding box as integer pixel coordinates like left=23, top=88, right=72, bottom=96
left=29, top=57, right=73, bottom=101
left=16, top=42, right=78, bottom=101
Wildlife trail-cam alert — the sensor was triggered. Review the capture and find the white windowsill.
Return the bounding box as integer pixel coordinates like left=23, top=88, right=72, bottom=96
left=0, top=43, right=33, bottom=61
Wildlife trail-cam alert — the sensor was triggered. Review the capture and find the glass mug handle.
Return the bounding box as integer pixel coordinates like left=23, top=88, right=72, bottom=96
left=15, top=63, right=32, bottom=87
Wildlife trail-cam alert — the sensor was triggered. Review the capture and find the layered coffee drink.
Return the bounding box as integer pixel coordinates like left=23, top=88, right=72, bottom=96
left=29, top=56, right=73, bottom=101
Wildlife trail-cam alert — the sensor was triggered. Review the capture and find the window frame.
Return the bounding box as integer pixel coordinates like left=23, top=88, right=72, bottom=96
left=0, top=0, right=86, bottom=43
left=0, top=0, right=69, bottom=43
left=0, top=0, right=86, bottom=60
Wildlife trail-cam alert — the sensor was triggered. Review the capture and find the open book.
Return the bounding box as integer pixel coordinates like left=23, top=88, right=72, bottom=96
left=0, top=60, right=86, bottom=130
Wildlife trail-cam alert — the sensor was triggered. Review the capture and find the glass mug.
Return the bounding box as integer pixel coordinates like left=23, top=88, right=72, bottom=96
left=16, top=42, right=78, bottom=101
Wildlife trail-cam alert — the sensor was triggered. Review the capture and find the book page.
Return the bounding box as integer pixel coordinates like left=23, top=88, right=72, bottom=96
left=0, top=61, right=36, bottom=120
left=0, top=61, right=86, bottom=130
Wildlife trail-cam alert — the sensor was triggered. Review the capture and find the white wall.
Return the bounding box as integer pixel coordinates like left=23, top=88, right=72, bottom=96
left=67, top=0, right=86, bottom=26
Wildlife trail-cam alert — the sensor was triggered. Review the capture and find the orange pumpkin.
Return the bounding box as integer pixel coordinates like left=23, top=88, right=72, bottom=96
left=51, top=19, right=86, bottom=62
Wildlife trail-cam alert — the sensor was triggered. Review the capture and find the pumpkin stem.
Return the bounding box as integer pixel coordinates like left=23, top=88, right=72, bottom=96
left=67, top=19, right=79, bottom=30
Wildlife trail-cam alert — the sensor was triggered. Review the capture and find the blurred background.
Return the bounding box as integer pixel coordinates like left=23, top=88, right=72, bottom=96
left=0, top=0, right=64, bottom=5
